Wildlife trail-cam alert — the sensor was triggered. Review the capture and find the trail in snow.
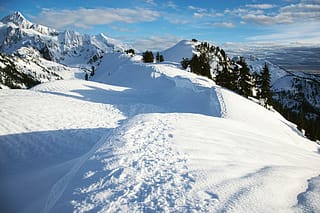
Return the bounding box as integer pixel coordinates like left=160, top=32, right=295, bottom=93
left=41, top=60, right=224, bottom=212
left=51, top=115, right=194, bottom=212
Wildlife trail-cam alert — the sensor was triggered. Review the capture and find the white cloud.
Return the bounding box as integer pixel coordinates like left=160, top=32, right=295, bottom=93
left=242, top=13, right=293, bottom=25
left=145, top=0, right=157, bottom=6
left=209, top=22, right=235, bottom=28
left=110, top=25, right=136, bottom=32
left=280, top=3, right=320, bottom=20
left=167, top=18, right=189, bottom=25
left=131, top=35, right=182, bottom=52
left=246, top=21, right=320, bottom=44
left=188, top=6, right=223, bottom=19
left=245, top=4, right=276, bottom=9
left=188, top=6, right=208, bottom=13
left=32, top=8, right=160, bottom=29
left=167, top=1, right=177, bottom=9
left=194, top=13, right=205, bottom=18
left=241, top=2, right=320, bottom=25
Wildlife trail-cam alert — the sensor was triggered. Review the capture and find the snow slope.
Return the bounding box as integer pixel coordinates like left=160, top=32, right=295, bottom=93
left=161, top=40, right=199, bottom=63
left=1, top=52, right=320, bottom=213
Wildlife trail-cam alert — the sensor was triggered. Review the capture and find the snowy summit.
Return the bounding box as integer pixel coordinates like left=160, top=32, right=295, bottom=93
left=0, top=12, right=320, bottom=213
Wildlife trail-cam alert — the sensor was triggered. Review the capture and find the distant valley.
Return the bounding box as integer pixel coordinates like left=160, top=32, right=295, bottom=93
left=226, top=45, right=320, bottom=75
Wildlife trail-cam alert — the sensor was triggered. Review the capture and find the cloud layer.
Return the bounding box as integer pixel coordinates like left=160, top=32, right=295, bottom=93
left=33, top=8, right=159, bottom=29
left=27, top=0, right=320, bottom=49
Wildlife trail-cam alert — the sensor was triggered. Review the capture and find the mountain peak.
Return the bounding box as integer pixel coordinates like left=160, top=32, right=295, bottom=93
left=1, top=11, right=32, bottom=28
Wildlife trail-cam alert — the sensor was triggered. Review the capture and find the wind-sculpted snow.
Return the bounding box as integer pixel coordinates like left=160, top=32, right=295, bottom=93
left=1, top=52, right=320, bottom=213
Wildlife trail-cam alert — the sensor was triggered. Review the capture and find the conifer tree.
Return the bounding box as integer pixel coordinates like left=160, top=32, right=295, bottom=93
left=90, top=66, right=95, bottom=76
left=199, top=53, right=212, bottom=79
left=230, top=65, right=239, bottom=92
left=156, top=52, right=160, bottom=62
left=260, top=63, right=272, bottom=104
left=237, top=57, right=253, bottom=98
left=159, top=54, right=164, bottom=62
left=189, top=54, right=201, bottom=75
left=142, top=51, right=154, bottom=63
left=215, top=66, right=230, bottom=88
left=181, top=58, right=189, bottom=69
left=155, top=52, right=164, bottom=62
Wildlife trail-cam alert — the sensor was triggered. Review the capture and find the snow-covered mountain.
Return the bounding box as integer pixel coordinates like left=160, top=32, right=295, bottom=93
left=0, top=12, right=128, bottom=63
left=1, top=51, right=320, bottom=212
left=0, top=12, right=130, bottom=88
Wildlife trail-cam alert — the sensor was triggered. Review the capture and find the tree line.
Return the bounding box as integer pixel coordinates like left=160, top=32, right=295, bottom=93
left=180, top=42, right=272, bottom=105
left=142, top=51, right=164, bottom=63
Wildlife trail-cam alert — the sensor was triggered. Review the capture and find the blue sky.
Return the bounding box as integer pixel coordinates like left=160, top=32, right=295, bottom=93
left=1, top=0, right=319, bottom=51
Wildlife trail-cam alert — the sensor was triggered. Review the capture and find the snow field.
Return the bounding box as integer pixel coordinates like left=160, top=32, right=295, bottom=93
left=0, top=81, right=126, bottom=213
left=0, top=51, right=320, bottom=212
left=172, top=114, right=320, bottom=212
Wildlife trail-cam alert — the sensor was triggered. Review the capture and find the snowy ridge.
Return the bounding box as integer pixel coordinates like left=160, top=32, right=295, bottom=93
left=162, top=40, right=199, bottom=63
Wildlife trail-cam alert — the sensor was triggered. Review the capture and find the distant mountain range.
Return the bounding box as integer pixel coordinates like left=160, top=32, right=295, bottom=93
left=0, top=12, right=128, bottom=88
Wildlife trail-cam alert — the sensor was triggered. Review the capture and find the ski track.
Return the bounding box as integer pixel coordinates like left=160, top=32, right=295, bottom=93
left=51, top=114, right=223, bottom=213
left=63, top=115, right=196, bottom=212
left=213, top=86, right=227, bottom=118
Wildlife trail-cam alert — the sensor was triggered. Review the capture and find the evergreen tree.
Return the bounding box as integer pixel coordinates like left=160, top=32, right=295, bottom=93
left=230, top=65, right=240, bottom=92
left=142, top=51, right=154, bottom=63
left=188, top=53, right=212, bottom=79
left=159, top=54, right=164, bottom=62
left=189, top=54, right=201, bottom=75
left=90, top=66, right=95, bottom=76
left=260, top=63, right=272, bottom=105
left=155, top=52, right=164, bottom=62
left=237, top=57, right=253, bottom=98
left=181, top=58, right=190, bottom=69
left=156, top=52, right=160, bottom=62
left=199, top=53, right=212, bottom=79
left=215, top=66, right=229, bottom=88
